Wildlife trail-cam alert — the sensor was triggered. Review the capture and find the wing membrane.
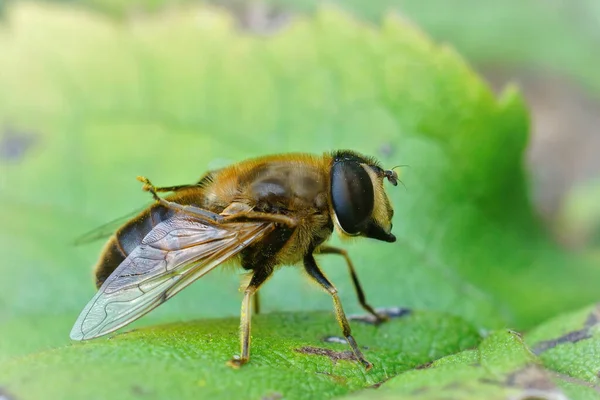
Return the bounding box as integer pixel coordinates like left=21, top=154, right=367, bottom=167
left=70, top=213, right=274, bottom=340
left=73, top=206, right=149, bottom=245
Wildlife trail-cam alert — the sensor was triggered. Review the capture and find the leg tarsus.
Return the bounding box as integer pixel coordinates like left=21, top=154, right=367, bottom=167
left=226, top=356, right=247, bottom=369
left=137, top=176, right=162, bottom=202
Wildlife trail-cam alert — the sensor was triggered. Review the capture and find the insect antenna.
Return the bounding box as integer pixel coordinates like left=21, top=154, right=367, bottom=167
left=390, top=165, right=409, bottom=191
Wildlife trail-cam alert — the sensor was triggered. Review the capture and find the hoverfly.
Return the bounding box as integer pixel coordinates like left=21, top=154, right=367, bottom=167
left=70, top=150, right=399, bottom=369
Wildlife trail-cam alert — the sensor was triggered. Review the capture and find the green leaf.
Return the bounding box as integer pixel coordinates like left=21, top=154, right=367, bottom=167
left=343, top=312, right=600, bottom=399
left=0, top=311, right=481, bottom=399
left=341, top=331, right=543, bottom=399
left=526, top=303, right=600, bottom=387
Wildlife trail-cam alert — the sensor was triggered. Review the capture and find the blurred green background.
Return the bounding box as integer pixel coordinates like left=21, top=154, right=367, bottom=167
left=1, top=0, right=600, bottom=394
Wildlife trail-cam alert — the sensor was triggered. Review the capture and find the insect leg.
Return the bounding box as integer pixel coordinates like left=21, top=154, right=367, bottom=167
left=303, top=253, right=372, bottom=370
left=221, top=212, right=297, bottom=229
left=149, top=184, right=199, bottom=193
left=136, top=176, right=201, bottom=193
left=318, top=246, right=388, bottom=324
left=228, top=268, right=272, bottom=368
left=138, top=177, right=296, bottom=228
left=137, top=176, right=224, bottom=223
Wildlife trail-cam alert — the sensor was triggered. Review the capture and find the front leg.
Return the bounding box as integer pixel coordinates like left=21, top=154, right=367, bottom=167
left=303, top=253, right=372, bottom=370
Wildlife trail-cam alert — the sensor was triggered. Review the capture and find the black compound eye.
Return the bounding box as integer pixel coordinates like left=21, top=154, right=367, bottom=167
left=330, top=161, right=374, bottom=234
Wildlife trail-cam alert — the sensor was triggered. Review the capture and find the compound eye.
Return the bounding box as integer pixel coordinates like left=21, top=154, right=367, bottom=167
left=330, top=161, right=374, bottom=235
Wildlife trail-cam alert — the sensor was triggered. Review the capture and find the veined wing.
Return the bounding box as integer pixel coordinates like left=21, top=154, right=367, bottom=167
left=73, top=206, right=149, bottom=245
left=70, top=212, right=274, bottom=340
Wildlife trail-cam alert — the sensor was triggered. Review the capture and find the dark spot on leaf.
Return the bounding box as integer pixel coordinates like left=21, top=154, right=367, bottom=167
left=295, top=346, right=357, bottom=364
left=415, top=361, right=433, bottom=370
left=321, top=336, right=370, bottom=349
left=442, top=382, right=462, bottom=390
left=349, top=307, right=411, bottom=325
left=533, top=330, right=591, bottom=354
left=316, top=371, right=348, bottom=385
left=533, top=304, right=600, bottom=354
left=584, top=305, right=600, bottom=327
left=209, top=1, right=291, bottom=35
left=505, top=365, right=557, bottom=391
left=410, top=386, right=429, bottom=395
left=322, top=336, right=346, bottom=344
left=261, top=392, right=283, bottom=400
left=130, top=384, right=152, bottom=396
left=479, top=365, right=567, bottom=398
left=0, top=387, right=17, bottom=400
left=0, top=126, right=38, bottom=162
left=378, top=143, right=395, bottom=158
left=478, top=377, right=503, bottom=387
left=384, top=307, right=412, bottom=318
left=369, top=375, right=392, bottom=389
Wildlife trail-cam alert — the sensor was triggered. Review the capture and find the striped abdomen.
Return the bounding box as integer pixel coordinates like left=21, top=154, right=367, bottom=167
left=94, top=204, right=174, bottom=288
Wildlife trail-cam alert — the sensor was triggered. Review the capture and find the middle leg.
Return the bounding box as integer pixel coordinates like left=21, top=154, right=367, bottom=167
left=303, top=253, right=372, bottom=370
left=227, top=267, right=272, bottom=368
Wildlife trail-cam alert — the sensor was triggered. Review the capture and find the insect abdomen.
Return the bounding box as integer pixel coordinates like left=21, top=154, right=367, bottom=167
left=94, top=204, right=174, bottom=288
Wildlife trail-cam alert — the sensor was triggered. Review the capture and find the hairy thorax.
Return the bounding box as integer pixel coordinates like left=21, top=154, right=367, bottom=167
left=203, top=155, right=334, bottom=269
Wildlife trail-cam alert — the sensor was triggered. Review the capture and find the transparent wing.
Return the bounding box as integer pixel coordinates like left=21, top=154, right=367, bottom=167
left=70, top=212, right=274, bottom=340
left=73, top=206, right=149, bottom=245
